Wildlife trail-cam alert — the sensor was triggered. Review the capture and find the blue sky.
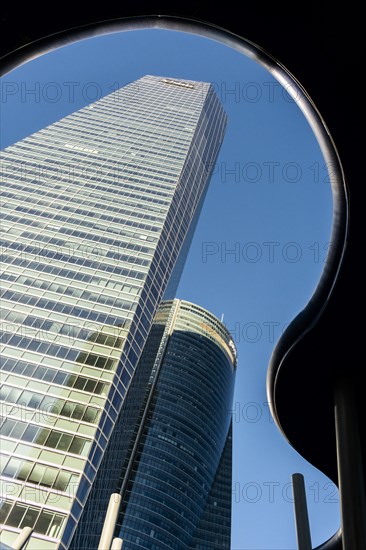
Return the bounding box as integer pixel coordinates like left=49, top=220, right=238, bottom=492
left=0, top=28, right=338, bottom=549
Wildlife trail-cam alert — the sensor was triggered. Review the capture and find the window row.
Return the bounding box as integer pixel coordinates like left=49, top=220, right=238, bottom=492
left=3, top=174, right=169, bottom=213
left=13, top=130, right=186, bottom=173
left=0, top=499, right=65, bottom=539
left=74, top=167, right=175, bottom=192
left=1, top=453, right=79, bottom=492
left=0, top=384, right=100, bottom=424
left=1, top=187, right=164, bottom=224
left=58, top=227, right=153, bottom=255
left=58, top=118, right=190, bottom=152
left=87, top=104, right=197, bottom=126
left=1, top=208, right=158, bottom=252
left=124, top=484, right=189, bottom=528
left=3, top=142, right=184, bottom=181
left=12, top=272, right=137, bottom=310
left=0, top=307, right=126, bottom=349
left=14, top=200, right=160, bottom=233
left=0, top=287, right=127, bottom=327
left=45, top=123, right=189, bottom=167
left=0, top=355, right=108, bottom=396
left=1, top=237, right=146, bottom=281
left=131, top=449, right=206, bottom=494
left=120, top=503, right=182, bottom=548
left=3, top=155, right=173, bottom=201
left=0, top=251, right=139, bottom=291
left=0, top=330, right=116, bottom=371
left=0, top=416, right=91, bottom=456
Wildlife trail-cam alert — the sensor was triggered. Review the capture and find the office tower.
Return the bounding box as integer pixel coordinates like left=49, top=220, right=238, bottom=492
left=72, top=299, right=236, bottom=550
left=0, top=75, right=227, bottom=549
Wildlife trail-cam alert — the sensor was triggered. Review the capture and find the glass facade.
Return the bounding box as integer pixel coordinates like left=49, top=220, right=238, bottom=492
left=188, top=423, right=233, bottom=549
left=0, top=76, right=227, bottom=549
left=72, top=299, right=236, bottom=549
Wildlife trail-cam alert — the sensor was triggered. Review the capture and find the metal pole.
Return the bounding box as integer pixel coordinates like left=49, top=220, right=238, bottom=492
left=292, top=473, right=312, bottom=550
left=12, top=527, right=33, bottom=550
left=334, top=377, right=366, bottom=550
left=98, top=493, right=121, bottom=550
left=111, top=538, right=123, bottom=550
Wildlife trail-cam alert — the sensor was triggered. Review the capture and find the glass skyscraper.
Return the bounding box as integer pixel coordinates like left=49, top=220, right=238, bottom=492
left=0, top=75, right=227, bottom=549
left=72, top=299, right=236, bottom=550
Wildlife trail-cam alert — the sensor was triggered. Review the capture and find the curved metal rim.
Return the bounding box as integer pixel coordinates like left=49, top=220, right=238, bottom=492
left=0, top=14, right=349, bottom=548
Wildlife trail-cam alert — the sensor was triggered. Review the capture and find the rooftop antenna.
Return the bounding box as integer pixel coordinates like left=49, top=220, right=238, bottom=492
left=221, top=313, right=224, bottom=323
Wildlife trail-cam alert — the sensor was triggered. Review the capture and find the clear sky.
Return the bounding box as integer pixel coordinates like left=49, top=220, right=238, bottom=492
left=0, top=27, right=339, bottom=549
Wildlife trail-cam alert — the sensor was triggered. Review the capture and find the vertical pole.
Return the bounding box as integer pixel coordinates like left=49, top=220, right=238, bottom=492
left=12, top=527, right=33, bottom=550
left=334, top=377, right=366, bottom=550
left=111, top=538, right=123, bottom=550
left=98, top=493, right=121, bottom=550
left=292, top=473, right=312, bottom=550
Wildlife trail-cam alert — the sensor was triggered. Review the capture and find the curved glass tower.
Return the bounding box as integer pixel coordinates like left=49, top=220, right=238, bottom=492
left=72, top=299, right=236, bottom=549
